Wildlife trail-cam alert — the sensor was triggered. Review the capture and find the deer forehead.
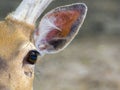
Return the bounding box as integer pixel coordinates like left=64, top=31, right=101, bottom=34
left=0, top=19, right=35, bottom=60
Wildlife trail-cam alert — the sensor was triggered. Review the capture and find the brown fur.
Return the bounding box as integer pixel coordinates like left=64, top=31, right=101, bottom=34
left=0, top=16, right=35, bottom=90
left=0, top=16, right=35, bottom=60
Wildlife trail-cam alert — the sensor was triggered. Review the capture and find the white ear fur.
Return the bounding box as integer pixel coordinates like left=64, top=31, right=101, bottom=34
left=34, top=3, right=87, bottom=56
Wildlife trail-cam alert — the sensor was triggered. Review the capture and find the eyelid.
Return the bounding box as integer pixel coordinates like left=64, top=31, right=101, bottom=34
left=20, top=42, right=36, bottom=51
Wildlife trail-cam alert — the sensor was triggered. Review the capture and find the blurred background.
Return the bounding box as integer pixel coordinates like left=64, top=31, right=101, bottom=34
left=0, top=0, right=120, bottom=90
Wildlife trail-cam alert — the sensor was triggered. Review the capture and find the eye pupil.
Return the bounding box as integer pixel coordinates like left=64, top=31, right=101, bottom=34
left=27, top=50, right=39, bottom=64
left=30, top=55, right=37, bottom=60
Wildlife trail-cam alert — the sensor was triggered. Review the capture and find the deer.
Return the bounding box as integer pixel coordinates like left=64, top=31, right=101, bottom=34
left=0, top=0, right=87, bottom=90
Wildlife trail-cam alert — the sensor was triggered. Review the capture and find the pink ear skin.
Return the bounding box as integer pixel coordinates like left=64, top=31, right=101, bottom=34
left=46, top=10, right=80, bottom=40
left=34, top=3, right=87, bottom=55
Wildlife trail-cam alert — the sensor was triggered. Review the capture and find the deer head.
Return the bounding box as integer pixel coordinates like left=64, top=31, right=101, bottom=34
left=0, top=0, right=87, bottom=90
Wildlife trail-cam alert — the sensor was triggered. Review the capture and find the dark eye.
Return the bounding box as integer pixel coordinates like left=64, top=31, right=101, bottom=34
left=26, top=50, right=40, bottom=64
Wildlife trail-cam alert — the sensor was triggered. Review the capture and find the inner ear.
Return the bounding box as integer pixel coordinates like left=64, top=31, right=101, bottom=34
left=33, top=3, right=87, bottom=55
left=48, top=38, right=67, bottom=50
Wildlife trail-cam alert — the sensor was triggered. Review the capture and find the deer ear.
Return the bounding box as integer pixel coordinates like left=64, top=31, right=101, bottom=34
left=34, top=3, right=87, bottom=55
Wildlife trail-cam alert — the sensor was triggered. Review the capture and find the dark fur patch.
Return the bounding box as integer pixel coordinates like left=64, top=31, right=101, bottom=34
left=0, top=58, right=8, bottom=71
left=0, top=85, right=10, bottom=90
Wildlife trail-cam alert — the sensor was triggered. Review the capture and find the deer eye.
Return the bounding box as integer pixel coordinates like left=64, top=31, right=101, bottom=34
left=26, top=50, right=40, bottom=64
